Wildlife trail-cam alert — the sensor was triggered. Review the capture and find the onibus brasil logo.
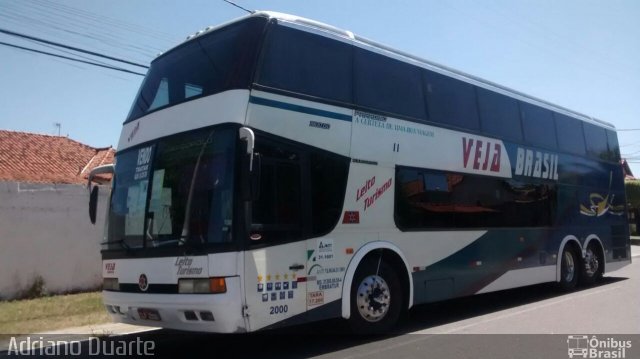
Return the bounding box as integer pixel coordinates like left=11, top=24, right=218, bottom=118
left=567, top=335, right=632, bottom=358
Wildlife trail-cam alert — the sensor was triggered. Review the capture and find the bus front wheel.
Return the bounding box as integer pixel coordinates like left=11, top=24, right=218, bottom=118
left=348, top=256, right=403, bottom=334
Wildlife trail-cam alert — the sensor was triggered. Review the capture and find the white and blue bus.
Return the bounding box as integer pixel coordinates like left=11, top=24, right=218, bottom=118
left=88, top=11, right=631, bottom=334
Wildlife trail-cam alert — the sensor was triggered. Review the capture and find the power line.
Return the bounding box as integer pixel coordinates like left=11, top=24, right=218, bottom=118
left=0, top=41, right=145, bottom=76
left=617, top=129, right=640, bottom=131
left=0, top=27, right=149, bottom=69
left=222, top=0, right=254, bottom=14
left=28, top=0, right=179, bottom=43
left=23, top=37, right=114, bottom=68
left=621, top=140, right=640, bottom=148
left=1, top=6, right=164, bottom=60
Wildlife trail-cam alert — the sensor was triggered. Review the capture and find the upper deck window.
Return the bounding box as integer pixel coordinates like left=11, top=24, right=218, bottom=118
left=583, top=122, right=609, bottom=160
left=606, top=130, right=621, bottom=162
left=423, top=70, right=480, bottom=131
left=520, top=101, right=557, bottom=150
left=354, top=48, right=426, bottom=119
left=477, top=87, right=522, bottom=141
left=126, top=17, right=267, bottom=123
left=257, top=24, right=353, bottom=104
left=555, top=113, right=586, bottom=156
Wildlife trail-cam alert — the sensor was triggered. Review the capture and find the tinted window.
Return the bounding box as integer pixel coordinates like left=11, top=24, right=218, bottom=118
left=258, top=25, right=352, bottom=103
left=251, top=139, right=302, bottom=241
left=606, top=130, right=621, bottom=162
left=107, top=145, right=155, bottom=249
left=583, top=123, right=609, bottom=160
left=251, top=140, right=303, bottom=243
left=555, top=113, right=586, bottom=155
left=520, top=102, right=557, bottom=149
left=477, top=87, right=522, bottom=141
left=147, top=129, right=236, bottom=245
left=354, top=48, right=426, bottom=119
left=107, top=128, right=237, bottom=249
left=250, top=134, right=349, bottom=244
left=310, top=152, right=349, bottom=236
left=127, top=17, right=266, bottom=122
left=395, top=167, right=555, bottom=229
left=424, top=70, right=480, bottom=130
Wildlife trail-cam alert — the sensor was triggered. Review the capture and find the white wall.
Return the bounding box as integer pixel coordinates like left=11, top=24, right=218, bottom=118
left=0, top=181, right=109, bottom=300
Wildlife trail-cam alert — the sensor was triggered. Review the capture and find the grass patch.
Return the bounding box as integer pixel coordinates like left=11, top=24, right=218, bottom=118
left=0, top=292, right=110, bottom=337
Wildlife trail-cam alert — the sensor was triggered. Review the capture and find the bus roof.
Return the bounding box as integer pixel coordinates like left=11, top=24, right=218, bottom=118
left=174, top=11, right=615, bottom=130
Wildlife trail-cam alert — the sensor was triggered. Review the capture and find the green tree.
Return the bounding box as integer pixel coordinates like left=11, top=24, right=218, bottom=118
left=626, top=180, right=640, bottom=208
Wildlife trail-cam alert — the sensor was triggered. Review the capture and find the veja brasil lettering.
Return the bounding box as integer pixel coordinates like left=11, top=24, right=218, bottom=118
left=462, top=137, right=502, bottom=172
left=514, top=147, right=559, bottom=180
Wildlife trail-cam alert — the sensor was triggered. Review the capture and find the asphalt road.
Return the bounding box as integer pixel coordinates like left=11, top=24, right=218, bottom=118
left=3, top=260, right=638, bottom=358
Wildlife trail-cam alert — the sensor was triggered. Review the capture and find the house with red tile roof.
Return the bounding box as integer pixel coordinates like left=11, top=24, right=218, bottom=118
left=0, top=130, right=115, bottom=185
left=0, top=130, right=115, bottom=299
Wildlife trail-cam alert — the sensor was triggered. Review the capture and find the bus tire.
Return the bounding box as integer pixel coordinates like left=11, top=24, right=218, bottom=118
left=580, top=243, right=604, bottom=286
left=557, top=244, right=580, bottom=291
left=348, top=257, right=403, bottom=334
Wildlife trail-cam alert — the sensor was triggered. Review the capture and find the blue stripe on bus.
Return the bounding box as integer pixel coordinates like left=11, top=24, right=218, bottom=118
left=249, top=96, right=352, bottom=122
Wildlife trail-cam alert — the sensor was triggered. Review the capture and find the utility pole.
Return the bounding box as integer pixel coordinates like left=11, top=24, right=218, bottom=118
left=54, top=122, right=61, bottom=136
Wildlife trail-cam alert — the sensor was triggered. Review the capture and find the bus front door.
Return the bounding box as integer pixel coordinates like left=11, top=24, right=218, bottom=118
left=243, top=242, right=308, bottom=331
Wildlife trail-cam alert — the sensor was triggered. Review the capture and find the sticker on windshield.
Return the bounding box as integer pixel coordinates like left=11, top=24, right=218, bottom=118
left=134, top=146, right=153, bottom=180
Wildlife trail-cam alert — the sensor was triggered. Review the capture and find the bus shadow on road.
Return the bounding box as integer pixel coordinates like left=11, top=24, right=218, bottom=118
left=400, top=276, right=628, bottom=334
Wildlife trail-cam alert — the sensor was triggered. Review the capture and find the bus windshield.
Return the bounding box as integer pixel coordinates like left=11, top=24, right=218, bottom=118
left=106, top=126, right=236, bottom=250
left=126, top=16, right=267, bottom=122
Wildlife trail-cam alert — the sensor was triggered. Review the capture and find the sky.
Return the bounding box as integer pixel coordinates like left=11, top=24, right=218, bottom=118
left=1, top=0, right=639, bottom=175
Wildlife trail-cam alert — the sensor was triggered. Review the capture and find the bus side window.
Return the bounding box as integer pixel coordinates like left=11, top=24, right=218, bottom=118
left=249, top=135, right=350, bottom=244
left=250, top=141, right=303, bottom=243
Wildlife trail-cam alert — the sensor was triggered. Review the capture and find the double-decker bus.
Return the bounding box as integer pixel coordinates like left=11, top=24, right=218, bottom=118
left=88, top=11, right=631, bottom=334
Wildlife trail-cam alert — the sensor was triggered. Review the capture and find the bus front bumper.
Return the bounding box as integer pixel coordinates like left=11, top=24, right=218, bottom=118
left=102, top=277, right=246, bottom=333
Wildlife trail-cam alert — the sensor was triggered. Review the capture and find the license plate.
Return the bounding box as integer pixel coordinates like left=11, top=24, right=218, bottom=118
left=137, top=308, right=161, bottom=321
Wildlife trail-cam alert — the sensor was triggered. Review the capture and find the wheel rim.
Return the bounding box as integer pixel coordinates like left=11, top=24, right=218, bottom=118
left=563, top=251, right=575, bottom=282
left=356, top=274, right=391, bottom=322
left=584, top=248, right=599, bottom=277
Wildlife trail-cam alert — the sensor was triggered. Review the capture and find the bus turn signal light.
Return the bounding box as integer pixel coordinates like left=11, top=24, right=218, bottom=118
left=178, top=277, right=227, bottom=294
left=209, top=277, right=227, bottom=294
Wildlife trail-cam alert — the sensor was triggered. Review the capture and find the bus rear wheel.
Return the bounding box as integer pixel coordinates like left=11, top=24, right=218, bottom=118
left=557, top=244, right=580, bottom=291
left=580, top=243, right=604, bottom=286
left=348, top=257, right=403, bottom=334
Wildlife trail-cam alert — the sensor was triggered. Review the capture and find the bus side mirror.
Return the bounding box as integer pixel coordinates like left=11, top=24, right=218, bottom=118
left=239, top=127, right=260, bottom=201
left=89, top=185, right=99, bottom=224
left=238, top=127, right=255, bottom=170
left=86, top=164, right=114, bottom=225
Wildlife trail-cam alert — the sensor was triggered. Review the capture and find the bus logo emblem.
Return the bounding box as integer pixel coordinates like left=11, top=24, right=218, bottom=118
left=138, top=274, right=149, bottom=292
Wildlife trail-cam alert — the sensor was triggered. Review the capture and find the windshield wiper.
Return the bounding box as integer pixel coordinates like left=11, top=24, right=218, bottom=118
left=179, top=131, right=215, bottom=245
left=146, top=210, right=197, bottom=248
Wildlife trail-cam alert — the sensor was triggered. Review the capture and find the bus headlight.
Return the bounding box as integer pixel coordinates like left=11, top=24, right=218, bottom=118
left=178, top=278, right=227, bottom=294
left=103, top=278, right=119, bottom=291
